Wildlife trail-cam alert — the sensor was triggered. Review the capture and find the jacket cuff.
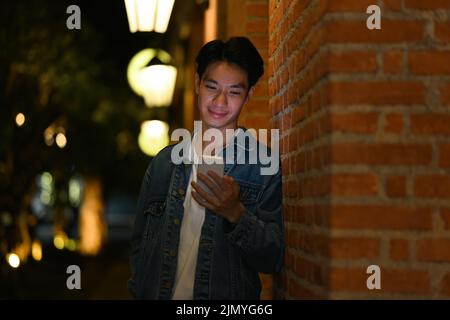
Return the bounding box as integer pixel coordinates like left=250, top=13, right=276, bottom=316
left=223, top=209, right=257, bottom=248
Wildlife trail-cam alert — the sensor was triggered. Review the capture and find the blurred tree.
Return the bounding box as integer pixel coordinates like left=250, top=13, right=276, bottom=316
left=0, top=0, right=152, bottom=228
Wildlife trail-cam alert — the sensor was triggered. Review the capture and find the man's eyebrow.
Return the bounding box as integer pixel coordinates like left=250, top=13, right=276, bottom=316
left=229, top=83, right=247, bottom=89
left=204, top=78, right=247, bottom=89
left=204, top=79, right=218, bottom=84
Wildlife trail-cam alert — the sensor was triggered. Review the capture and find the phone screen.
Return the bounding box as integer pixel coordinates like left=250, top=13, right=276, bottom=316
left=196, top=156, right=224, bottom=195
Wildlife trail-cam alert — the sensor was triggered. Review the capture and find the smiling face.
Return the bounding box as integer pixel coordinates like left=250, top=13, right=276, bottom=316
left=195, top=61, right=253, bottom=136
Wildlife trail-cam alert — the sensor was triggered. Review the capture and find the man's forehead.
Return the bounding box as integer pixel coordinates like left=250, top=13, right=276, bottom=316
left=201, top=62, right=249, bottom=87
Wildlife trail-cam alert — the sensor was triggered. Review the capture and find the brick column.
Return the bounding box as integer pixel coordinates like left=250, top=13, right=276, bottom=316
left=270, top=0, right=450, bottom=299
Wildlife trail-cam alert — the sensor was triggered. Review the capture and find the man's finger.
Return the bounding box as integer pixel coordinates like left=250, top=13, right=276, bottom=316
left=208, top=171, right=235, bottom=190
left=192, top=191, right=212, bottom=209
left=197, top=172, right=223, bottom=198
left=191, top=180, right=220, bottom=206
left=206, top=171, right=226, bottom=187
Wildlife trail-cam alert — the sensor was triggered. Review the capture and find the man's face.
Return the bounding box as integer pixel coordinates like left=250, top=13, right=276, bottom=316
left=195, top=61, right=253, bottom=133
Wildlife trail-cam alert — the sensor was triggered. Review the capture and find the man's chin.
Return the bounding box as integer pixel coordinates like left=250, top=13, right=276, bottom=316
left=202, top=119, right=228, bottom=130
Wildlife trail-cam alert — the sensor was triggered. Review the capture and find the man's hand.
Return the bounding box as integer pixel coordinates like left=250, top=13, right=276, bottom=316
left=191, top=171, right=245, bottom=224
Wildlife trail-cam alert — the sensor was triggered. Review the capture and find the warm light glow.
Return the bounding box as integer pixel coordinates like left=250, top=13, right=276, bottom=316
left=54, top=234, right=66, bottom=250
left=79, top=178, right=106, bottom=256
left=32, top=241, right=42, bottom=261
left=69, top=177, right=82, bottom=206
left=155, top=0, right=175, bottom=33
left=44, top=125, right=66, bottom=147
left=55, top=133, right=67, bottom=148
left=127, top=49, right=171, bottom=95
left=204, top=0, right=217, bottom=43
left=139, top=64, right=177, bottom=107
left=66, top=239, right=77, bottom=251
left=15, top=113, right=26, bottom=127
left=127, top=49, right=176, bottom=107
left=124, top=0, right=138, bottom=32
left=42, top=172, right=53, bottom=185
left=138, top=120, right=169, bottom=157
left=44, top=126, right=55, bottom=146
left=7, top=253, right=20, bottom=268
left=40, top=172, right=55, bottom=205
left=137, top=0, right=155, bottom=31
left=124, top=0, right=174, bottom=33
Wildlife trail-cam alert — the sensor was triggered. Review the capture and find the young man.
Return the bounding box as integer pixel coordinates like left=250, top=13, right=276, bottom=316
left=128, top=37, right=284, bottom=299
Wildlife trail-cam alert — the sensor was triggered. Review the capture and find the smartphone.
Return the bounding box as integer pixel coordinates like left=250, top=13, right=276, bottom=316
left=196, top=155, right=224, bottom=195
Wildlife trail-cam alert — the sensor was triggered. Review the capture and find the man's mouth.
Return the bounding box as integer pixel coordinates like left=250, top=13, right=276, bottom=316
left=208, top=109, right=228, bottom=119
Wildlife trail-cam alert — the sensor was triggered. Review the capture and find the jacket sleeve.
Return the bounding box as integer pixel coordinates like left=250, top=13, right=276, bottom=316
left=128, top=159, right=154, bottom=298
left=223, top=167, right=284, bottom=274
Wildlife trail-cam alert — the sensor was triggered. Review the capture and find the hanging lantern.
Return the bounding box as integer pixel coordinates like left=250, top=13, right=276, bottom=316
left=138, top=120, right=169, bottom=157
left=124, top=0, right=175, bottom=33
left=127, top=49, right=177, bottom=108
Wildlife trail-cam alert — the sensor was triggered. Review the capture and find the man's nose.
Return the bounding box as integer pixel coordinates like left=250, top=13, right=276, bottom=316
left=213, top=90, right=227, bottom=107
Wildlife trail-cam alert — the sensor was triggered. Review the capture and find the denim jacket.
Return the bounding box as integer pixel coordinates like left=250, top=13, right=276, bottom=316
left=128, top=128, right=284, bottom=299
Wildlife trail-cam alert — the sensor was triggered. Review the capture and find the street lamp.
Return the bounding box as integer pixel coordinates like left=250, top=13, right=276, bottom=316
left=124, top=0, right=175, bottom=33
left=138, top=120, right=169, bottom=156
left=127, top=48, right=177, bottom=108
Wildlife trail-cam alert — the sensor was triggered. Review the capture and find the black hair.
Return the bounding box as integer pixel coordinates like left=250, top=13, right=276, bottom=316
left=195, top=37, right=264, bottom=88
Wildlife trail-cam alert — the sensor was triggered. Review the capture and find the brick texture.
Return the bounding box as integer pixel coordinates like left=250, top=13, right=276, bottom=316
left=390, top=239, right=410, bottom=261
left=442, top=272, right=450, bottom=296
left=269, top=0, right=450, bottom=299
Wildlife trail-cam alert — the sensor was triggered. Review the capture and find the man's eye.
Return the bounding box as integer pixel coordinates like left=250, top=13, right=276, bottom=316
left=229, top=91, right=242, bottom=96
left=205, top=85, right=217, bottom=90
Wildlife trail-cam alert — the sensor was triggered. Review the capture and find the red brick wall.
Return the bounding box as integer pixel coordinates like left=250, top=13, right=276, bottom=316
left=270, top=0, right=450, bottom=299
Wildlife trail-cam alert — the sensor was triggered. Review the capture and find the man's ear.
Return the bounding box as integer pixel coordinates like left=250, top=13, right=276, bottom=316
left=195, top=73, right=200, bottom=95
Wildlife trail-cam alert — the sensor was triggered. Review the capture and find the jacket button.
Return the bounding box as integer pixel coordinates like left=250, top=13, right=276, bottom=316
left=174, top=218, right=181, bottom=225
left=169, top=250, right=177, bottom=257
left=178, top=188, right=185, bottom=196
left=163, top=281, right=171, bottom=289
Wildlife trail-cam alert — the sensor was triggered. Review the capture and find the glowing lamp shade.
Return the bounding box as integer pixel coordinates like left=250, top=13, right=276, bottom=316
left=138, top=120, right=169, bottom=157
left=127, top=49, right=177, bottom=108
left=124, top=0, right=175, bottom=33
left=139, top=64, right=177, bottom=107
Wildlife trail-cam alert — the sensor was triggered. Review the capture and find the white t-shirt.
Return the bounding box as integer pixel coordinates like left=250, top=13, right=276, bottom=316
left=171, top=129, right=236, bottom=299
left=171, top=161, right=204, bottom=300
left=172, top=129, right=206, bottom=299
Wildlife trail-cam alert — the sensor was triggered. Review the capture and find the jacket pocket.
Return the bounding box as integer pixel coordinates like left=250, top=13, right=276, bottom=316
left=142, top=200, right=166, bottom=240
left=140, top=199, right=166, bottom=252
left=136, top=198, right=166, bottom=284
